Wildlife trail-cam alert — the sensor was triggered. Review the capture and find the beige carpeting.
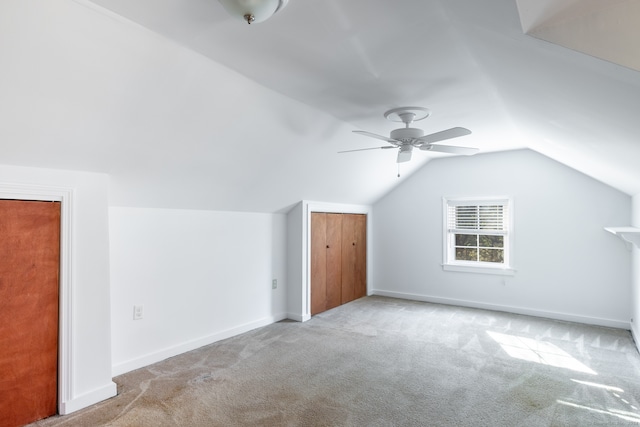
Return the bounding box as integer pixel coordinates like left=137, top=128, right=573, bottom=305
left=33, top=296, right=640, bottom=426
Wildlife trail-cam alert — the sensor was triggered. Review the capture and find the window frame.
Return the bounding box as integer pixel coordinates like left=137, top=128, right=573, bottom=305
left=442, top=196, right=515, bottom=276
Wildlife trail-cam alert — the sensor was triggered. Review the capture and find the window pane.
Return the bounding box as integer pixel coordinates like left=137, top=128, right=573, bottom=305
left=455, top=234, right=477, bottom=247
left=479, top=235, right=503, bottom=248
left=479, top=248, right=504, bottom=263
left=456, top=248, right=477, bottom=261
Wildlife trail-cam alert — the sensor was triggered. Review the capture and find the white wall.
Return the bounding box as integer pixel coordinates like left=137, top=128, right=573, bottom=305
left=372, top=149, right=631, bottom=328
left=631, top=194, right=640, bottom=348
left=109, top=207, right=287, bottom=375
left=0, top=165, right=115, bottom=413
left=286, top=202, right=304, bottom=320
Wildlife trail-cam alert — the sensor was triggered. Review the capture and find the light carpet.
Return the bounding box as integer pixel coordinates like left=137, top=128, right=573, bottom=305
left=32, top=296, right=640, bottom=426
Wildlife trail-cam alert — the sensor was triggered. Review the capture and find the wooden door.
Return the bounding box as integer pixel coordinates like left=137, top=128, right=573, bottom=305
left=0, top=200, right=60, bottom=427
left=341, top=214, right=367, bottom=304
left=353, top=214, right=367, bottom=300
left=325, top=214, right=343, bottom=311
left=311, top=212, right=366, bottom=315
left=310, top=213, right=343, bottom=315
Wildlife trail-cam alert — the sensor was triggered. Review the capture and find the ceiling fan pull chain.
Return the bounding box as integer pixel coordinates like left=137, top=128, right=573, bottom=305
left=397, top=163, right=401, bottom=178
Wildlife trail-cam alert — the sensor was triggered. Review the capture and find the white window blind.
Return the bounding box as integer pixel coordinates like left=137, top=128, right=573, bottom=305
left=447, top=203, right=508, bottom=235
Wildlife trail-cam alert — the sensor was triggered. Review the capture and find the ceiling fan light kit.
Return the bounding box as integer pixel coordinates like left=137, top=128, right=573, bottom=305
left=218, top=0, right=289, bottom=24
left=397, top=145, right=413, bottom=163
left=344, top=106, right=478, bottom=164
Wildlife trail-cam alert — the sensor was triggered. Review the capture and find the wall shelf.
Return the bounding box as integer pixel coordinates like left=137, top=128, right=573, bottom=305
left=604, top=227, right=640, bottom=250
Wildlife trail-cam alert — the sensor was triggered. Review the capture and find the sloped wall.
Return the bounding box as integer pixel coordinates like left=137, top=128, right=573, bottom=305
left=372, top=149, right=631, bottom=328
left=109, top=207, right=287, bottom=375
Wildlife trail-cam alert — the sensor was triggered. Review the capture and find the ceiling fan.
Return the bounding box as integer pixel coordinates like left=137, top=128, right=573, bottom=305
left=342, top=107, right=478, bottom=163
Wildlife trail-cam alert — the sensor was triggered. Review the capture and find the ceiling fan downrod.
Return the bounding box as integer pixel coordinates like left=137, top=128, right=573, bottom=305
left=397, top=112, right=416, bottom=127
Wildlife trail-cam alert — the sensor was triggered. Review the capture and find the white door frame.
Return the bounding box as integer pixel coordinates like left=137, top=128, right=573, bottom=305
left=0, top=183, right=74, bottom=415
left=302, top=201, right=373, bottom=320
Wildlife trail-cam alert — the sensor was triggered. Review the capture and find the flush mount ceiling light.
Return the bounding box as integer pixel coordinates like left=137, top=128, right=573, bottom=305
left=218, top=0, right=289, bottom=24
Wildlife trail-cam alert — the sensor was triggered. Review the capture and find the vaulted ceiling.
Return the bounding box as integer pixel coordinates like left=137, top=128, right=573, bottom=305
left=1, top=0, right=639, bottom=212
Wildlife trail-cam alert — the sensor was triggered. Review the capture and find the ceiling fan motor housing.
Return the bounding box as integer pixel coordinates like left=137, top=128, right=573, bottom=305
left=390, top=127, right=424, bottom=143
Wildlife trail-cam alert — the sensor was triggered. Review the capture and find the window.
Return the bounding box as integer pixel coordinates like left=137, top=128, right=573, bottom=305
left=443, top=197, right=513, bottom=275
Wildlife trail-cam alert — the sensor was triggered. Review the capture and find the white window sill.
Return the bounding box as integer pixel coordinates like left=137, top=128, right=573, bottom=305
left=442, top=263, right=516, bottom=276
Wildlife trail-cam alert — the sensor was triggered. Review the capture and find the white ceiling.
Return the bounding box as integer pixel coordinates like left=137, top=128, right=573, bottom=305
left=1, top=0, right=639, bottom=212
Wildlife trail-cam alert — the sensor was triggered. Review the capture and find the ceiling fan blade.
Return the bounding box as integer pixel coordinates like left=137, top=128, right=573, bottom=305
left=338, top=146, right=395, bottom=153
left=418, top=127, right=472, bottom=144
left=353, top=130, right=399, bottom=144
left=420, top=144, right=479, bottom=155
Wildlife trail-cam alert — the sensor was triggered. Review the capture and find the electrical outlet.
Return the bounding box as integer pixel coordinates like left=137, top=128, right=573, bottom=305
left=133, top=305, right=144, bottom=320
left=272, top=279, right=277, bottom=290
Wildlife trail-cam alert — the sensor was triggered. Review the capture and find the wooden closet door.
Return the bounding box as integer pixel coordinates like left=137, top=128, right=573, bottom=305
left=353, top=214, right=367, bottom=300
left=311, top=212, right=366, bottom=315
left=341, top=214, right=367, bottom=304
left=325, top=214, right=343, bottom=311
left=0, top=200, right=60, bottom=427
left=310, top=213, right=343, bottom=314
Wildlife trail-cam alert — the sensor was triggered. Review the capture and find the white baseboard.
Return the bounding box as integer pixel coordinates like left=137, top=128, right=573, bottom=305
left=286, top=312, right=311, bottom=322
left=631, top=322, right=640, bottom=354
left=371, top=289, right=631, bottom=330
left=112, top=313, right=288, bottom=377
left=59, top=381, right=117, bottom=415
